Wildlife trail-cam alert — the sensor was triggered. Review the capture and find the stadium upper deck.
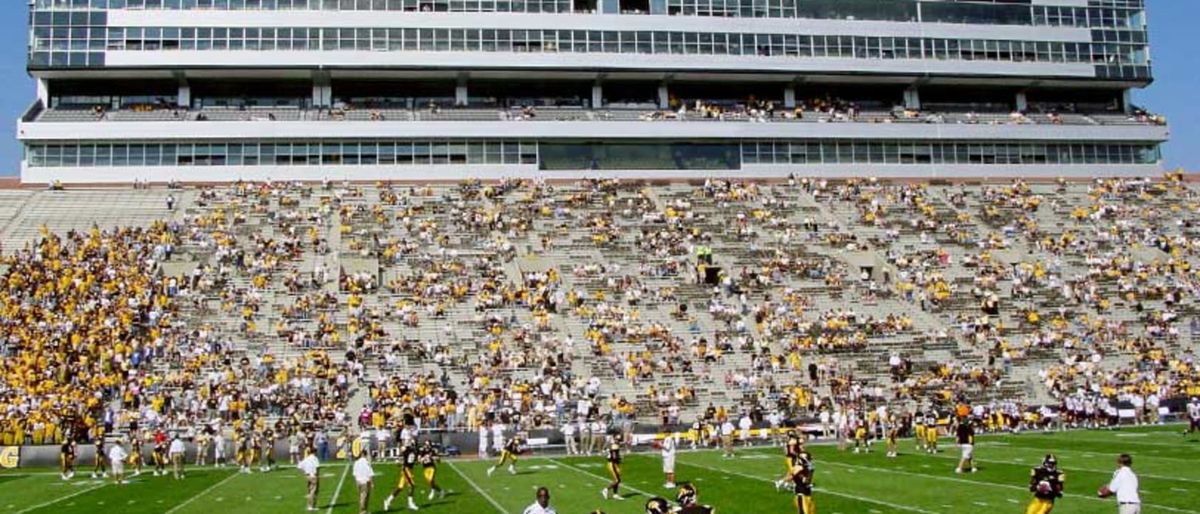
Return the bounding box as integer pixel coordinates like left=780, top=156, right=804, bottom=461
left=17, top=0, right=1168, bottom=182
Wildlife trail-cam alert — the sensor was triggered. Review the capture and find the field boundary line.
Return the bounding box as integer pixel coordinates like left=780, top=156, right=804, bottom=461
left=13, top=480, right=108, bottom=514
left=163, top=471, right=239, bottom=514
left=670, top=458, right=939, bottom=514
left=446, top=460, right=510, bottom=514
left=325, top=463, right=350, bottom=514
left=820, top=459, right=1200, bottom=514
left=550, top=457, right=656, bottom=499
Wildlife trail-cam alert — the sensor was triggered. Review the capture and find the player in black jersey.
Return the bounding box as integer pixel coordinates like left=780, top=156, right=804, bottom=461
left=676, top=482, right=716, bottom=514
left=776, top=431, right=806, bottom=491
left=645, top=497, right=671, bottom=514
left=1026, top=454, right=1065, bottom=514
left=487, top=434, right=522, bottom=477
left=787, top=455, right=815, bottom=514
left=91, top=431, right=108, bottom=479
left=418, top=440, right=445, bottom=501
left=129, top=431, right=144, bottom=477
left=384, top=441, right=420, bottom=512
left=59, top=437, right=77, bottom=480
left=955, top=418, right=977, bottom=474
left=260, top=428, right=276, bottom=472
left=601, top=435, right=624, bottom=500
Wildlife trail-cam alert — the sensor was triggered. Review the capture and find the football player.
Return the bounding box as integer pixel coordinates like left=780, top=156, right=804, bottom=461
left=383, top=441, right=420, bottom=512
left=787, top=454, right=816, bottom=514
left=645, top=497, right=671, bottom=514
left=924, top=410, right=940, bottom=454
left=853, top=415, right=870, bottom=454
left=775, top=430, right=804, bottom=491
left=1026, top=454, right=1065, bottom=514
left=955, top=418, right=977, bottom=474
left=487, top=433, right=523, bottom=476
left=59, top=435, right=77, bottom=480
left=914, top=413, right=927, bottom=452
left=419, top=440, right=445, bottom=501
left=885, top=413, right=900, bottom=458
left=602, top=435, right=625, bottom=500
left=1186, top=398, right=1200, bottom=436
left=153, top=430, right=169, bottom=476
left=260, top=426, right=276, bottom=472
left=129, top=430, right=144, bottom=477
left=90, top=430, right=108, bottom=479
left=676, top=482, right=716, bottom=514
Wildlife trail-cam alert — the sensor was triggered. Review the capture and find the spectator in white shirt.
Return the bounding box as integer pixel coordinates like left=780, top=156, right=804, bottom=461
left=1099, top=454, right=1140, bottom=514
left=562, top=423, right=578, bottom=456
left=522, top=486, right=556, bottom=514
left=353, top=453, right=377, bottom=514
left=738, top=415, right=753, bottom=446
left=298, top=451, right=320, bottom=512
left=108, top=442, right=129, bottom=485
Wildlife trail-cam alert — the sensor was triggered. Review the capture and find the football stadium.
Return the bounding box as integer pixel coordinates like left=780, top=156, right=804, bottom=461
left=3, top=1, right=1200, bottom=514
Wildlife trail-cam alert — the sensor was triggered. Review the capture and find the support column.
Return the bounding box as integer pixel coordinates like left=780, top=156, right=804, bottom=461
left=1015, top=91, right=1028, bottom=112
left=311, top=85, right=332, bottom=108
left=591, top=83, right=603, bottom=109
left=903, top=87, right=921, bottom=110
left=657, top=83, right=669, bottom=109
left=1122, top=89, right=1133, bottom=114
left=178, top=84, right=191, bottom=109
left=455, top=77, right=468, bottom=107
left=783, top=85, right=796, bottom=109
left=36, top=78, right=49, bottom=106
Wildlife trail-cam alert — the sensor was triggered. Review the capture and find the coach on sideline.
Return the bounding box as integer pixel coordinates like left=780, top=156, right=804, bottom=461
left=1098, top=454, right=1140, bottom=514
left=523, top=486, right=556, bottom=514
left=353, top=451, right=377, bottom=514
left=298, top=450, right=320, bottom=512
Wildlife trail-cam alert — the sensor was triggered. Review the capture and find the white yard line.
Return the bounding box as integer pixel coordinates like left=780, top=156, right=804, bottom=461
left=919, top=450, right=1200, bottom=485
left=446, top=461, right=510, bottom=514
left=14, top=481, right=109, bottom=514
left=325, top=463, right=351, bottom=514
left=820, top=460, right=1200, bottom=514
left=163, top=471, right=240, bottom=514
left=550, top=457, right=657, bottom=499
left=671, top=459, right=940, bottom=514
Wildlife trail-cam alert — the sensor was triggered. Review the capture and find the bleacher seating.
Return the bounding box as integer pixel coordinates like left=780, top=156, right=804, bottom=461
left=2, top=175, right=1198, bottom=448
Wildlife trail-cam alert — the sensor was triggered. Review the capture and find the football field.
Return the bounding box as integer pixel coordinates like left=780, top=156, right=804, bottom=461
left=2, top=425, right=1199, bottom=514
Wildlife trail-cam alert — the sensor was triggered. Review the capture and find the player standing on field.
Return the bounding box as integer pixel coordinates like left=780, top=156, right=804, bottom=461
left=601, top=434, right=625, bottom=500
left=1025, top=454, right=1064, bottom=514
left=955, top=417, right=976, bottom=474
left=383, top=441, right=420, bottom=512
left=1186, top=398, right=1200, bottom=436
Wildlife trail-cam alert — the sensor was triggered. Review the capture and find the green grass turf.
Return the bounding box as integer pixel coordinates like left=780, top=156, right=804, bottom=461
left=1, top=425, right=1198, bottom=514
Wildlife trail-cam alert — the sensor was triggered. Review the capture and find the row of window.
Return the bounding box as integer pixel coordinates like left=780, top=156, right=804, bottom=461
left=27, top=141, right=539, bottom=167
left=29, top=0, right=1144, bottom=29
left=741, top=141, right=1160, bottom=166
left=29, top=26, right=1148, bottom=66
left=25, top=140, right=1161, bottom=169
